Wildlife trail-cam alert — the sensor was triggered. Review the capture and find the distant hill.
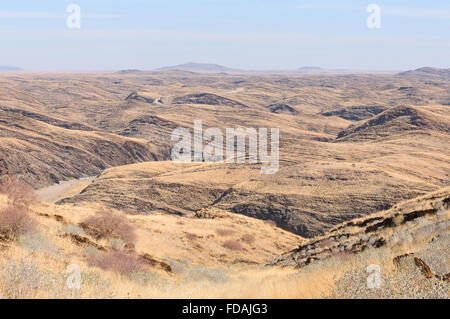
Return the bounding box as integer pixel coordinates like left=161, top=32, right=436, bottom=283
left=397, top=67, right=450, bottom=78
left=172, top=93, right=248, bottom=108
left=321, top=105, right=387, bottom=121
left=156, top=62, right=241, bottom=73
left=265, top=103, right=299, bottom=115
left=117, top=69, right=142, bottom=74
left=336, top=105, right=449, bottom=141
left=0, top=65, right=23, bottom=71
left=298, top=66, right=322, bottom=71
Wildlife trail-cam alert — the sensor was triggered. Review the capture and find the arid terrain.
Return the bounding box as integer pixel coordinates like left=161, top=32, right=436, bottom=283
left=0, top=67, right=448, bottom=298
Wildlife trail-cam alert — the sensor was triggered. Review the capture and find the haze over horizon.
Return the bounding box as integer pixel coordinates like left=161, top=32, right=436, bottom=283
left=0, top=0, right=449, bottom=71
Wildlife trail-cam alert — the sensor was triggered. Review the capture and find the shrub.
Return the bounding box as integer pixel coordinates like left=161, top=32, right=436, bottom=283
left=163, top=257, right=190, bottom=274
left=0, top=257, right=44, bottom=298
left=87, top=251, right=142, bottom=275
left=80, top=210, right=136, bottom=246
left=123, top=209, right=139, bottom=215
left=185, top=265, right=229, bottom=284
left=18, top=233, right=59, bottom=254
left=185, top=232, right=198, bottom=240
left=60, top=224, right=86, bottom=237
left=110, top=238, right=126, bottom=250
left=215, top=228, right=234, bottom=237
left=264, top=220, right=277, bottom=227
left=241, top=233, right=255, bottom=244
left=222, top=239, right=243, bottom=251
left=129, top=271, right=168, bottom=287
left=0, top=205, right=35, bottom=241
left=0, top=174, right=37, bottom=208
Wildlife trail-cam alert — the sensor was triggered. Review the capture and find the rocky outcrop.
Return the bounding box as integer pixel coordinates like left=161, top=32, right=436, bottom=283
left=321, top=105, right=386, bottom=121
left=172, top=93, right=248, bottom=108
left=271, top=189, right=449, bottom=268
left=266, top=103, right=299, bottom=115
left=125, top=91, right=156, bottom=104
left=336, top=106, right=449, bottom=141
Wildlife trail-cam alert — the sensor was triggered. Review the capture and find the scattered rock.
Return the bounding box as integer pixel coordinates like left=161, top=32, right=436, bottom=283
left=64, top=233, right=106, bottom=251
left=140, top=253, right=172, bottom=273
left=393, top=253, right=414, bottom=268
left=414, top=257, right=434, bottom=279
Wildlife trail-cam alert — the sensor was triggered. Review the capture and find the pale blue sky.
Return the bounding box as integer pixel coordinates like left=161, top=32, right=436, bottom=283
left=0, top=0, right=449, bottom=71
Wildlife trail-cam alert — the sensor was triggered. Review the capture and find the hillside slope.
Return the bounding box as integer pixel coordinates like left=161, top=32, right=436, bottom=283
left=0, top=107, right=164, bottom=188
left=273, top=187, right=449, bottom=268
left=337, top=106, right=450, bottom=141
left=58, top=158, right=445, bottom=237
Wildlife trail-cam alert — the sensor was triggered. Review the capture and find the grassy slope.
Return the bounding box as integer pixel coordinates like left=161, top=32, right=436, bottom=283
left=0, top=189, right=447, bottom=298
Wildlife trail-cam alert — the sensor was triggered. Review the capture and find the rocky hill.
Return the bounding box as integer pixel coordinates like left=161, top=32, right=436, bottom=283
left=156, top=63, right=241, bottom=73
left=0, top=107, right=164, bottom=188
left=336, top=106, right=450, bottom=141
left=398, top=67, right=450, bottom=79
left=272, top=187, right=449, bottom=269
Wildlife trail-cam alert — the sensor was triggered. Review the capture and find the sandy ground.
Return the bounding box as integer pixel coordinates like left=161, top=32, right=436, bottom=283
left=36, top=177, right=96, bottom=203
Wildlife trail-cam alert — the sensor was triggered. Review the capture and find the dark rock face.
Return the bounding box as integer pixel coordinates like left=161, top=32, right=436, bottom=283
left=172, top=93, right=248, bottom=108
left=271, top=191, right=449, bottom=268
left=125, top=91, right=155, bottom=103
left=0, top=108, right=163, bottom=188
left=266, top=103, right=299, bottom=115
left=321, top=105, right=386, bottom=121
left=336, top=106, right=450, bottom=141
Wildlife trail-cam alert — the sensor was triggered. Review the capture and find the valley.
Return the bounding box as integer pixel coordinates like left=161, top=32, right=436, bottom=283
left=0, top=67, right=448, bottom=298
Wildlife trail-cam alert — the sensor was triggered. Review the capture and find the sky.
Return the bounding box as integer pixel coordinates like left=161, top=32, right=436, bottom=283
left=0, top=0, right=449, bottom=71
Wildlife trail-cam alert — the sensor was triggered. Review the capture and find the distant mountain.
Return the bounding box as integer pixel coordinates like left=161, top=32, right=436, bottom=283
left=336, top=106, right=449, bottom=141
left=156, top=62, right=240, bottom=73
left=117, top=69, right=142, bottom=74
left=397, top=67, right=450, bottom=78
left=298, top=66, right=322, bottom=71
left=0, top=65, right=23, bottom=71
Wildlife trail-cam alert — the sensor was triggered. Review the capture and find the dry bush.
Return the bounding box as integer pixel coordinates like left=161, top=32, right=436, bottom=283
left=80, top=210, right=136, bottom=247
left=215, top=228, right=235, bottom=237
left=185, top=232, right=198, bottom=240
left=0, top=206, right=35, bottom=241
left=318, top=238, right=334, bottom=248
left=264, top=220, right=277, bottom=227
left=332, top=250, right=354, bottom=262
left=123, top=209, right=139, bottom=215
left=0, top=174, right=37, bottom=208
left=222, top=239, right=243, bottom=251
left=87, top=251, right=142, bottom=275
left=241, top=233, right=255, bottom=244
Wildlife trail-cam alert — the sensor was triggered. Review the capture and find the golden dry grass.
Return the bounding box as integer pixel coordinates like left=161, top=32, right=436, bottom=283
left=0, top=192, right=447, bottom=299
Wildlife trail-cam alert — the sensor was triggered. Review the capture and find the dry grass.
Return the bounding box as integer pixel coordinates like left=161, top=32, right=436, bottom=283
left=87, top=250, right=143, bottom=276
left=0, top=176, right=447, bottom=299
left=0, top=203, right=447, bottom=299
